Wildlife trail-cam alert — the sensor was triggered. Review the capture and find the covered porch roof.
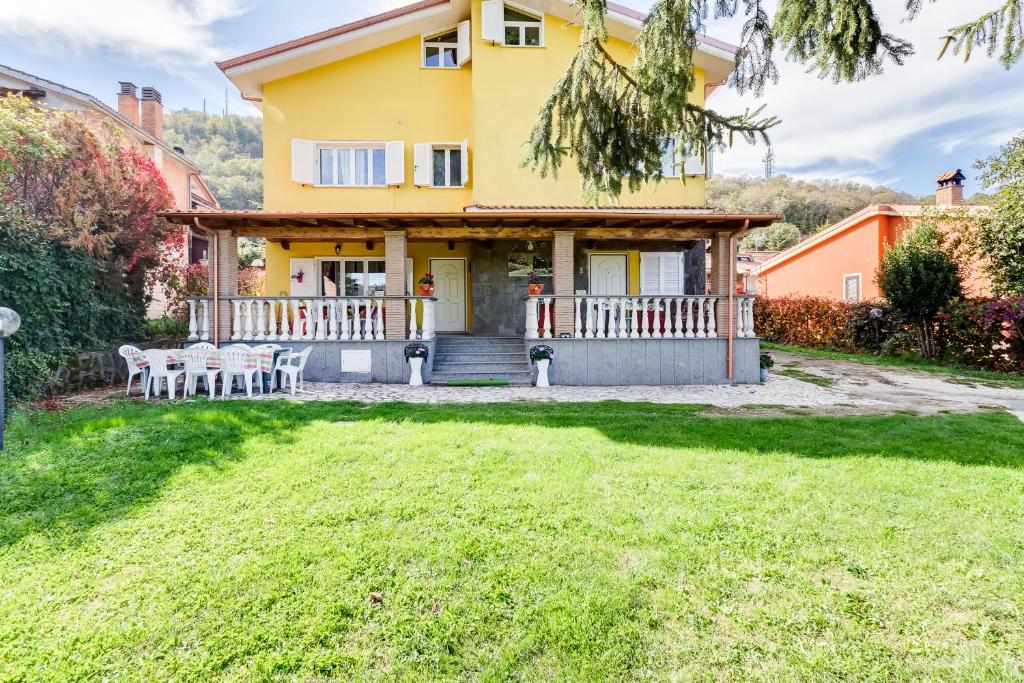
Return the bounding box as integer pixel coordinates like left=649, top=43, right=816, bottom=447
left=160, top=209, right=779, bottom=241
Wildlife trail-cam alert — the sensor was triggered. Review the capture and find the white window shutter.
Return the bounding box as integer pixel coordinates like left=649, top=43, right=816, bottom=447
left=291, top=139, right=317, bottom=184
left=413, top=143, right=432, bottom=186
left=385, top=141, right=405, bottom=186
left=481, top=1, right=504, bottom=43
left=289, top=258, right=316, bottom=297
left=640, top=255, right=661, bottom=295
left=460, top=139, right=469, bottom=187
left=406, top=257, right=414, bottom=296
left=683, top=153, right=706, bottom=176
left=662, top=254, right=683, bottom=294
left=457, top=20, right=472, bottom=65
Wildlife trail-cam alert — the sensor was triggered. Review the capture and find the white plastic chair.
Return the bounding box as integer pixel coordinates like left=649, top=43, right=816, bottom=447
left=118, top=344, right=147, bottom=396
left=190, top=342, right=216, bottom=350
left=182, top=348, right=220, bottom=399
left=143, top=349, right=186, bottom=400
left=219, top=348, right=260, bottom=398
left=273, top=346, right=312, bottom=395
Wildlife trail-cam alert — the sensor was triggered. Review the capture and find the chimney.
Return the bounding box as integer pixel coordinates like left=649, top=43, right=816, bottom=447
left=140, top=86, right=163, bottom=140
left=936, top=169, right=966, bottom=206
left=117, top=82, right=139, bottom=125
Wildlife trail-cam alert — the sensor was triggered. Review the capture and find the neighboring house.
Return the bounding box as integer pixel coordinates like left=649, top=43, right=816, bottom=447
left=0, top=65, right=219, bottom=315
left=754, top=170, right=991, bottom=301
left=163, top=0, right=776, bottom=386
left=707, top=251, right=779, bottom=295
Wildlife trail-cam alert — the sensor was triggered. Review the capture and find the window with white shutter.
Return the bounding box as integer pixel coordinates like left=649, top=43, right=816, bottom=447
left=415, top=142, right=469, bottom=188
left=291, top=139, right=317, bottom=184
left=640, top=253, right=686, bottom=294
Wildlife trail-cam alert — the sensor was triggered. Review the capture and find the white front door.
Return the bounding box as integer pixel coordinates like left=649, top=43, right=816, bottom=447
left=430, top=258, right=467, bottom=332
left=589, top=254, right=627, bottom=295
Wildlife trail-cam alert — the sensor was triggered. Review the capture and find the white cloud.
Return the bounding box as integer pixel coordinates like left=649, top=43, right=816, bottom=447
left=0, top=0, right=248, bottom=67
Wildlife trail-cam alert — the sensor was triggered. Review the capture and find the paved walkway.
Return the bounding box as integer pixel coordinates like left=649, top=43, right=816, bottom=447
left=241, top=350, right=1024, bottom=417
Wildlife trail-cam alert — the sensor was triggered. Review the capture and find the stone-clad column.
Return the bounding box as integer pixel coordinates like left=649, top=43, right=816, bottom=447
left=216, top=230, right=238, bottom=341
left=710, top=231, right=733, bottom=335
left=553, top=231, right=575, bottom=336
left=383, top=231, right=408, bottom=340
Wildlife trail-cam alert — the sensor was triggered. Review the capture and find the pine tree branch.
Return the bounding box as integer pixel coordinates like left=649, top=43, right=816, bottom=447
left=940, top=0, right=1023, bottom=68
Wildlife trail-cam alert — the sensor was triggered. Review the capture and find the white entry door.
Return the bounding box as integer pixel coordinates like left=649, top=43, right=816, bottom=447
left=589, top=254, right=627, bottom=295
left=430, top=258, right=467, bottom=332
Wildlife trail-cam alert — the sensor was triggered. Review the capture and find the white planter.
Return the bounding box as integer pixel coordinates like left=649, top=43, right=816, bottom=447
left=536, top=358, right=550, bottom=387
left=409, top=357, right=424, bottom=386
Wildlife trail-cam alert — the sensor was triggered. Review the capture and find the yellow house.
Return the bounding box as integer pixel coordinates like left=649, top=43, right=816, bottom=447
left=165, top=0, right=776, bottom=385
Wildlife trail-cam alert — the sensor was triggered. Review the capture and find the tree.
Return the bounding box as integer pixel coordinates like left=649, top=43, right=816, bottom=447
left=741, top=222, right=801, bottom=251
left=164, top=110, right=263, bottom=210
left=972, top=133, right=1024, bottom=295
left=0, top=95, right=176, bottom=400
left=525, top=0, right=1024, bottom=199
left=877, top=222, right=962, bottom=358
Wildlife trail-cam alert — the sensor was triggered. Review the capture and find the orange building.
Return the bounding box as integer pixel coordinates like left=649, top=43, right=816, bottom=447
left=755, top=170, right=990, bottom=301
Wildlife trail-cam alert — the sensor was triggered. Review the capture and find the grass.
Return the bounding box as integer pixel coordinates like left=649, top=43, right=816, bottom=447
left=2, top=400, right=1024, bottom=681
left=762, top=342, right=1024, bottom=388
left=772, top=365, right=836, bottom=388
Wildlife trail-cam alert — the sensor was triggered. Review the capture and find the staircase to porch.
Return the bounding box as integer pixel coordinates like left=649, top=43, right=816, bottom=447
left=431, top=337, right=534, bottom=385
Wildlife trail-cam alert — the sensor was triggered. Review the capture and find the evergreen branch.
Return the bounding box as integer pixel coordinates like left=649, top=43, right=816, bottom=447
left=939, top=0, right=1023, bottom=68
left=773, top=0, right=915, bottom=83
left=729, top=0, right=778, bottom=95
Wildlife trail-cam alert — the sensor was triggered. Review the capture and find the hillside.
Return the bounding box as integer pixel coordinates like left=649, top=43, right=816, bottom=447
left=164, top=110, right=263, bottom=210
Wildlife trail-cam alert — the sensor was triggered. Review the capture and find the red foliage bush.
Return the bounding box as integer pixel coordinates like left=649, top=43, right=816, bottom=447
left=754, top=296, right=860, bottom=350
left=943, top=298, right=1024, bottom=372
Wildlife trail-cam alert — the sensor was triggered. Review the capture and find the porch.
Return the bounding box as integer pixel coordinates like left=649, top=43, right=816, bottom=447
left=163, top=208, right=777, bottom=385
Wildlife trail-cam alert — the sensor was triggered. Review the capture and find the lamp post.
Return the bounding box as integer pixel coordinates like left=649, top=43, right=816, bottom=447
left=0, top=307, right=22, bottom=450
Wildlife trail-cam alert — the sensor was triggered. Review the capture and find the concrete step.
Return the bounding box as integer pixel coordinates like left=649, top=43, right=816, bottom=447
left=434, top=352, right=528, bottom=363
left=433, top=360, right=532, bottom=373
left=430, top=370, right=534, bottom=385
left=436, top=338, right=523, bottom=346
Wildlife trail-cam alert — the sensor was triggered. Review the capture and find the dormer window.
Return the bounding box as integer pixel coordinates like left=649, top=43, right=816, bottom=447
left=423, top=29, right=459, bottom=68
left=503, top=5, right=542, bottom=46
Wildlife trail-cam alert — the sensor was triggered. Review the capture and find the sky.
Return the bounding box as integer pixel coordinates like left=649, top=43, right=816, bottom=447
left=0, top=0, right=1019, bottom=196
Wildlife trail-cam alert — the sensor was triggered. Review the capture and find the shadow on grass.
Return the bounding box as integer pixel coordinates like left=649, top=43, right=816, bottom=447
left=2, top=399, right=1022, bottom=549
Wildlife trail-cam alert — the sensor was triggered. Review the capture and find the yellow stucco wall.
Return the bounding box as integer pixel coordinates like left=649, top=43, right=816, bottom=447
left=263, top=35, right=473, bottom=212
left=469, top=1, right=706, bottom=207
left=258, top=1, right=710, bottom=301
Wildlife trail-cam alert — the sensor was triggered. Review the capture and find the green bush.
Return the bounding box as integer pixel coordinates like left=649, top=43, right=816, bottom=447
left=877, top=224, right=961, bottom=358
left=0, top=210, right=142, bottom=402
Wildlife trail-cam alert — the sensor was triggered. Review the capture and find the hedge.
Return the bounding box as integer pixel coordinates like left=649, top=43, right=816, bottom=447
left=756, top=295, right=1024, bottom=374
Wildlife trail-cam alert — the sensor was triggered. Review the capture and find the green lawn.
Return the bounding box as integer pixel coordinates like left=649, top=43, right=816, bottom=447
left=2, top=401, right=1023, bottom=681
left=762, top=342, right=1024, bottom=388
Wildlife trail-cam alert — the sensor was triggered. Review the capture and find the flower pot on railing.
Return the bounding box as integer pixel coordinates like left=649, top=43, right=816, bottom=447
left=527, top=270, right=544, bottom=296
left=418, top=273, right=435, bottom=297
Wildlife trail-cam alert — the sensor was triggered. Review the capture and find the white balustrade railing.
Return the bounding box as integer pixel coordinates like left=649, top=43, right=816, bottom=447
left=186, top=298, right=211, bottom=341
left=185, top=297, right=435, bottom=342
left=525, top=295, right=757, bottom=340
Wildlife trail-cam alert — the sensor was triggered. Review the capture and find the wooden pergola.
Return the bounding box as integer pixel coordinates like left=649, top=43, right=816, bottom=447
left=160, top=209, right=778, bottom=241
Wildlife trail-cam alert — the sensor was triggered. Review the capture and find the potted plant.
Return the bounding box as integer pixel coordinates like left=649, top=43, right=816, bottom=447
left=759, top=351, right=774, bottom=383
left=418, top=273, right=435, bottom=296
left=529, top=344, right=554, bottom=387
left=527, top=271, right=544, bottom=296
left=291, top=269, right=305, bottom=284
left=405, top=343, right=429, bottom=385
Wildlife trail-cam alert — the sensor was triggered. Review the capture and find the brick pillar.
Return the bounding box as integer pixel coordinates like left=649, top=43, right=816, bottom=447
left=710, top=232, right=733, bottom=335
left=215, top=230, right=238, bottom=341
left=384, top=231, right=408, bottom=340
left=553, top=231, right=575, bottom=336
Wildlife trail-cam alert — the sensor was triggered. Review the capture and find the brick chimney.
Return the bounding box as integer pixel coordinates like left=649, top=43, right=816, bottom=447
left=140, top=86, right=163, bottom=140
left=117, top=82, right=139, bottom=125
left=936, top=169, right=966, bottom=206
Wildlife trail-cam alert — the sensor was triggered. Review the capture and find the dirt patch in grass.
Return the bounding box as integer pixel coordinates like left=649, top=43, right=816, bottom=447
left=773, top=366, right=835, bottom=388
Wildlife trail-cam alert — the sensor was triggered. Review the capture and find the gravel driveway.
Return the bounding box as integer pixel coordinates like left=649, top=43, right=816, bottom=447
left=56, top=349, right=1024, bottom=419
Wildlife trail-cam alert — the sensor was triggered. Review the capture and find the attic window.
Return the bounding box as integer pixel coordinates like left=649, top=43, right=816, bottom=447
left=504, top=5, right=542, bottom=46
left=424, top=29, right=458, bottom=68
